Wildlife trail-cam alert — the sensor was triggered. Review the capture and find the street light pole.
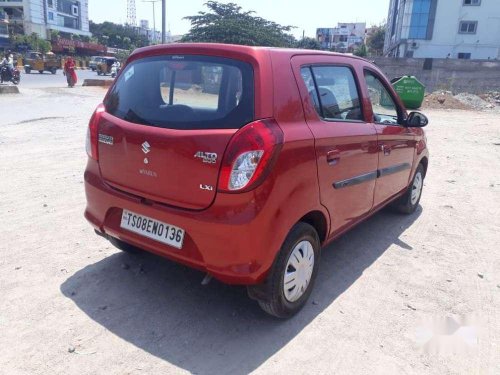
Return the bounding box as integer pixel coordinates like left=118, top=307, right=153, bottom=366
left=143, top=0, right=160, bottom=44
left=152, top=3, right=156, bottom=44
left=162, top=0, right=166, bottom=44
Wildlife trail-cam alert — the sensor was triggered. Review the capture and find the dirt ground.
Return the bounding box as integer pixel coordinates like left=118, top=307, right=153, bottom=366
left=1, top=87, right=499, bottom=375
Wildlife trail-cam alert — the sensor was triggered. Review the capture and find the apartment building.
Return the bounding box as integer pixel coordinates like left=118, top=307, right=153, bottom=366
left=384, top=0, right=500, bottom=59
left=316, top=22, right=366, bottom=52
left=138, top=19, right=164, bottom=44
left=0, top=0, right=91, bottom=40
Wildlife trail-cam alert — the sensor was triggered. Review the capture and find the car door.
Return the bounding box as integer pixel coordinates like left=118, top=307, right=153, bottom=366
left=292, top=56, right=379, bottom=235
left=362, top=68, right=417, bottom=207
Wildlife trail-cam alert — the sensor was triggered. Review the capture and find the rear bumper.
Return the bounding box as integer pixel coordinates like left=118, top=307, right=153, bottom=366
left=84, top=159, right=283, bottom=285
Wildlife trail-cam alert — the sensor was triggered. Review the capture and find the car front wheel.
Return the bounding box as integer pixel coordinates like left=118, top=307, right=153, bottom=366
left=251, top=222, right=320, bottom=318
left=392, top=163, right=425, bottom=214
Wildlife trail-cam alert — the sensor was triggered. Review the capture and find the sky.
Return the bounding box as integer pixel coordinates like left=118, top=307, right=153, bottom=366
left=88, top=0, right=390, bottom=38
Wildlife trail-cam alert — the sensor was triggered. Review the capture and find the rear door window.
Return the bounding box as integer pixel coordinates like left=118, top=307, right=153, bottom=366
left=300, top=67, right=321, bottom=115
left=105, top=55, right=254, bottom=130
left=303, top=65, right=363, bottom=122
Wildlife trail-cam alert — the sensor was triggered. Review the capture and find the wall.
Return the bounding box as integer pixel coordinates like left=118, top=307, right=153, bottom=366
left=373, top=57, right=500, bottom=94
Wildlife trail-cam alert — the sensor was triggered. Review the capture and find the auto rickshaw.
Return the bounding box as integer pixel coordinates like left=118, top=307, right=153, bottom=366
left=24, top=51, right=61, bottom=74
left=96, top=57, right=118, bottom=76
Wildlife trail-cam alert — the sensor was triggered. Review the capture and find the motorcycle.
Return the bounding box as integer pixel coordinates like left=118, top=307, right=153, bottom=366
left=0, top=64, right=21, bottom=85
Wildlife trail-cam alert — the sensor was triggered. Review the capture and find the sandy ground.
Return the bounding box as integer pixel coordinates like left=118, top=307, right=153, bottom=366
left=1, top=87, right=499, bottom=375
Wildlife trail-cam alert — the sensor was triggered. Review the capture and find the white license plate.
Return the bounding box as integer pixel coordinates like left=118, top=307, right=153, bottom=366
left=120, top=209, right=185, bottom=249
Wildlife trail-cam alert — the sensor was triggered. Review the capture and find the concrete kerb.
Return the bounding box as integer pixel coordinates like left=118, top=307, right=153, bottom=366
left=82, top=79, right=113, bottom=87
left=0, top=85, right=20, bottom=94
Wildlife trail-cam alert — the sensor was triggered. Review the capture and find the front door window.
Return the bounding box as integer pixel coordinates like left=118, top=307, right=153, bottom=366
left=364, top=71, right=399, bottom=125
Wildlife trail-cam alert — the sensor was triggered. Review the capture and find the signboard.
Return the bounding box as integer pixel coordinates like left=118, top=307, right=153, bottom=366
left=51, top=38, right=106, bottom=53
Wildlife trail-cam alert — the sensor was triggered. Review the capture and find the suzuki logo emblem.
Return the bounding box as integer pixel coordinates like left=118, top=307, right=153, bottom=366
left=141, top=141, right=151, bottom=154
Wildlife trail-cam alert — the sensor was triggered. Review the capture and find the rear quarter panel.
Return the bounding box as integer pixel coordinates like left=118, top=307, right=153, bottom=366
left=264, top=50, right=329, bottom=244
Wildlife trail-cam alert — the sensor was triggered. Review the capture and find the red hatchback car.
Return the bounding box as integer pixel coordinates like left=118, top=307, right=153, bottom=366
left=84, top=43, right=429, bottom=318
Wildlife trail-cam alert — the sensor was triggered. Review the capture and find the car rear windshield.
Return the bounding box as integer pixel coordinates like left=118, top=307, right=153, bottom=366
left=104, top=55, right=254, bottom=130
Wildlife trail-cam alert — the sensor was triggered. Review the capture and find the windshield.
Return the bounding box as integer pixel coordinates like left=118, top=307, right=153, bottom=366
left=104, top=54, right=254, bottom=130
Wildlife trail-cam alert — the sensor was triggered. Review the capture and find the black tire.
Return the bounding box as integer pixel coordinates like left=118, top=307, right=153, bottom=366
left=38, top=70, right=44, bottom=74
left=251, top=222, right=320, bottom=319
left=109, top=237, right=141, bottom=254
left=51, top=68, right=57, bottom=74
left=391, top=164, right=425, bottom=214
left=25, top=68, right=31, bottom=74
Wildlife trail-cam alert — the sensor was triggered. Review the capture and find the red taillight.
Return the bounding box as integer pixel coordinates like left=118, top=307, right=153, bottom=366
left=86, top=103, right=105, bottom=160
left=218, top=119, right=284, bottom=193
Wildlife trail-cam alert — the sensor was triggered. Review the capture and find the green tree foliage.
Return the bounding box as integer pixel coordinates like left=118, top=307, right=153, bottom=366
left=112, top=49, right=132, bottom=63
left=89, top=21, right=149, bottom=49
left=11, top=33, right=52, bottom=53
left=354, top=44, right=368, bottom=57
left=295, top=37, right=321, bottom=50
left=49, top=30, right=60, bottom=41
left=367, top=25, right=386, bottom=56
left=181, top=1, right=296, bottom=47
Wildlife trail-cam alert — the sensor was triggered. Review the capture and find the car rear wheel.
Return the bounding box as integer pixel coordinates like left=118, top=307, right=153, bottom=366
left=252, top=222, right=320, bottom=318
left=391, top=164, right=425, bottom=214
left=38, top=70, right=44, bottom=74
left=25, top=68, right=31, bottom=74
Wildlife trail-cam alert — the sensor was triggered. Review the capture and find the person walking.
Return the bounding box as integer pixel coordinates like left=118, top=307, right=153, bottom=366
left=63, top=56, right=78, bottom=88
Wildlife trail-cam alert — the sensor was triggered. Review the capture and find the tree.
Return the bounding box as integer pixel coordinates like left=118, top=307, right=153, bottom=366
left=115, top=48, right=133, bottom=62
left=123, top=37, right=132, bottom=49
left=49, top=30, right=60, bottom=41
left=367, top=25, right=386, bottom=56
left=89, top=21, right=149, bottom=49
left=181, top=1, right=296, bottom=47
left=354, top=44, right=367, bottom=57
left=295, top=37, right=321, bottom=50
left=11, top=33, right=52, bottom=53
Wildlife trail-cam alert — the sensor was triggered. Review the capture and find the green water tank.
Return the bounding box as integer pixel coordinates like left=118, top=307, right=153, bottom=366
left=391, top=76, right=426, bottom=110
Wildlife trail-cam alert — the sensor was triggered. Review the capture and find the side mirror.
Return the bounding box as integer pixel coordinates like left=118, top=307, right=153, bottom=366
left=406, top=111, right=428, bottom=127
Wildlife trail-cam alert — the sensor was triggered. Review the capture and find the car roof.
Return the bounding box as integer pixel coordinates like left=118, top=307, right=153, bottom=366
left=131, top=43, right=370, bottom=63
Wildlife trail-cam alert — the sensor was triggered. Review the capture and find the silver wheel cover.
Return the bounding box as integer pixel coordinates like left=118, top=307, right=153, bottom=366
left=283, top=240, right=315, bottom=303
left=411, top=171, right=423, bottom=205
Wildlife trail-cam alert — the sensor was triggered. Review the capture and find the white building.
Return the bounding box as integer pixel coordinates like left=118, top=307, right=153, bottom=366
left=317, top=23, right=366, bottom=52
left=385, top=0, right=500, bottom=60
left=138, top=18, right=171, bottom=44
left=0, top=0, right=91, bottom=40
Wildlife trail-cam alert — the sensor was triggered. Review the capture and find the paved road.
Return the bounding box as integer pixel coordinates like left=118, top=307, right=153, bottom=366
left=19, top=69, right=112, bottom=89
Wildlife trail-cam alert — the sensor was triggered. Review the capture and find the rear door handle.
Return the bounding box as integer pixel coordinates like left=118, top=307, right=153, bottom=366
left=326, top=149, right=341, bottom=166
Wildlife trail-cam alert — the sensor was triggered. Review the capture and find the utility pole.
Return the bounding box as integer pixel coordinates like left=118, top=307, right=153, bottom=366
left=143, top=0, right=160, bottom=44
left=162, top=0, right=166, bottom=44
